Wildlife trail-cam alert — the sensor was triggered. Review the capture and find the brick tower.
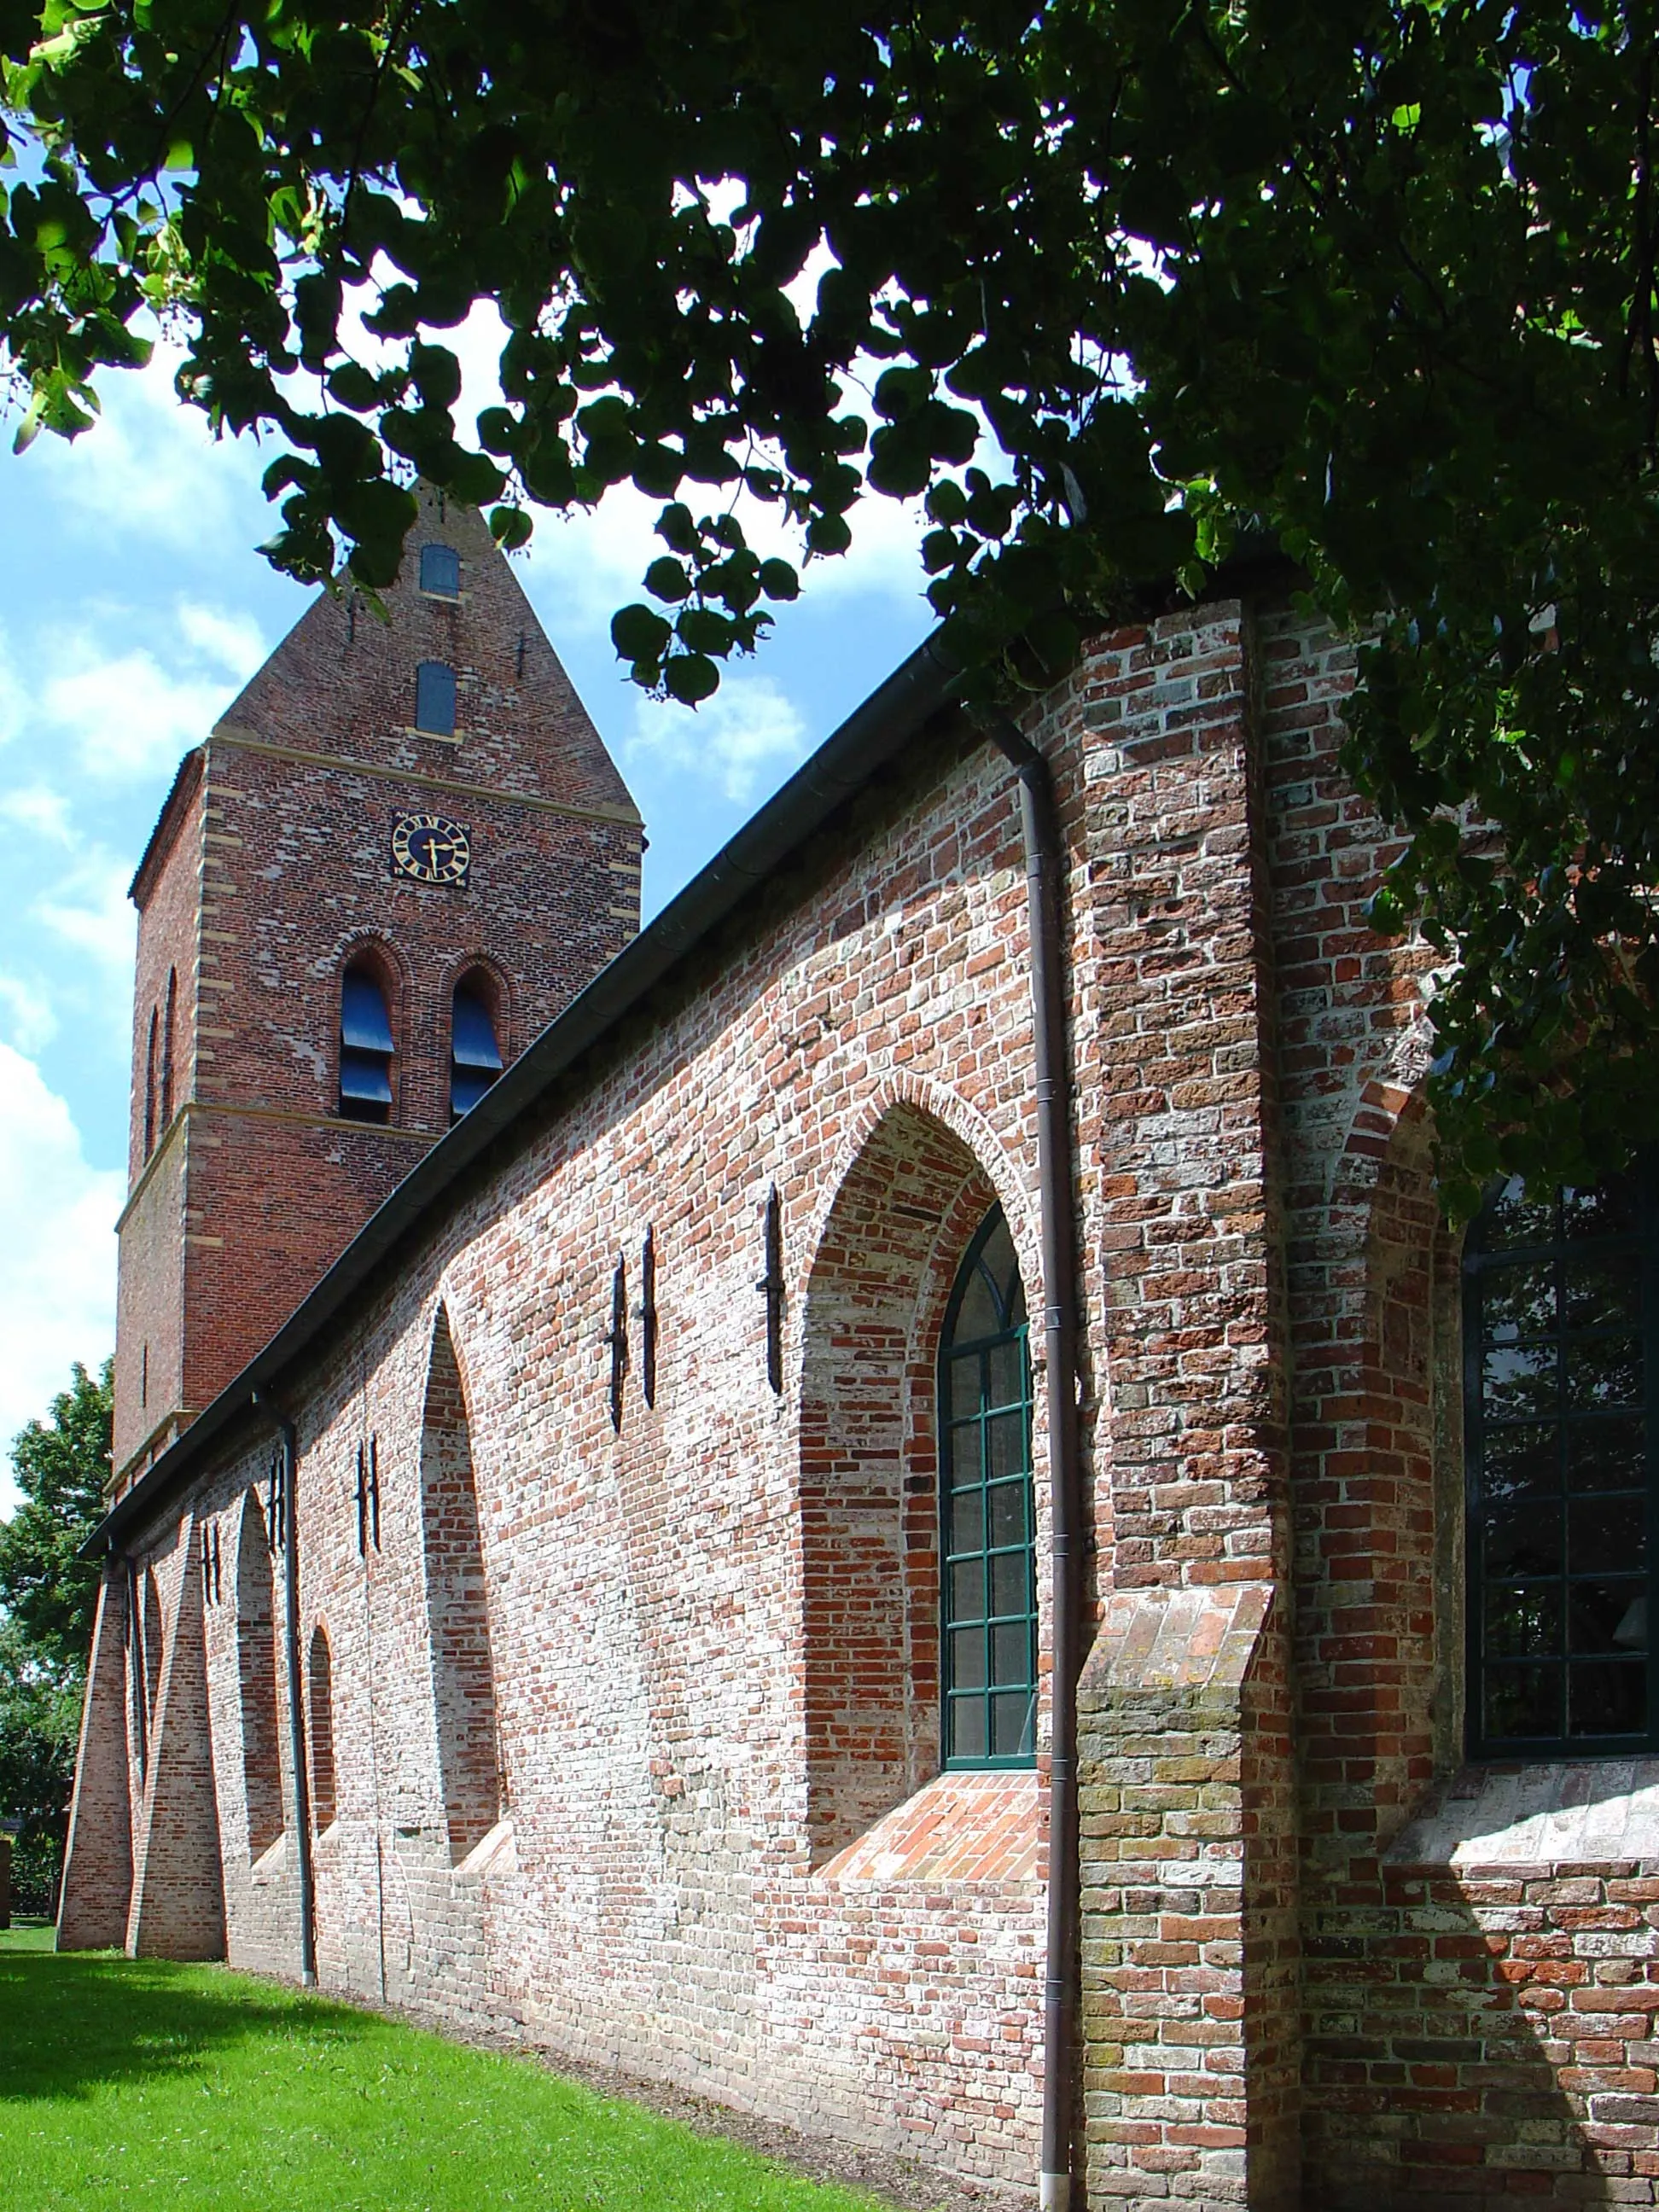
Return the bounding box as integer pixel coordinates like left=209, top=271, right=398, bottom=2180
left=111, top=488, right=643, bottom=1491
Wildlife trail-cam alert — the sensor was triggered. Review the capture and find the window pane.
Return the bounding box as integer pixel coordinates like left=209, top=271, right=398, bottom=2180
left=948, top=1355, right=981, bottom=1424
left=954, top=1267, right=1000, bottom=1344
left=415, top=660, right=457, bottom=736
left=1484, top=1426, right=1558, bottom=1504
left=1569, top=1498, right=1646, bottom=1577
left=1569, top=1662, right=1646, bottom=1736
left=987, top=1412, right=1026, bottom=1481
left=987, top=1338, right=1024, bottom=1411
left=990, top=1548, right=1031, bottom=1618
left=991, top=1621, right=1031, bottom=1684
left=988, top=1481, right=1027, bottom=1550
left=949, top=1697, right=987, bottom=1760
left=1569, top=1417, right=1647, bottom=1491
left=1566, top=1336, right=1643, bottom=1410
left=950, top=1626, right=987, bottom=1690
left=419, top=543, right=460, bottom=597
left=1485, top=1663, right=1562, bottom=1740
left=1485, top=1179, right=1557, bottom=1248
left=950, top=1558, right=985, bottom=1621
left=1564, top=1176, right=1639, bottom=1240
left=991, top=1691, right=1035, bottom=1758
left=1569, top=1580, right=1646, bottom=1655
left=948, top=1489, right=984, bottom=1555
left=946, top=1421, right=981, bottom=1486
left=1482, top=1342, right=1557, bottom=1420
left=1564, top=1254, right=1641, bottom=1331
left=1484, top=1260, right=1557, bottom=1343
left=1484, top=1499, right=1562, bottom=1579
left=1486, top=1583, right=1562, bottom=1658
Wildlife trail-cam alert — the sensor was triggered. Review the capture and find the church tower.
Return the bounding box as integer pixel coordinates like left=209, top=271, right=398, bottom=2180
left=111, top=489, right=643, bottom=1491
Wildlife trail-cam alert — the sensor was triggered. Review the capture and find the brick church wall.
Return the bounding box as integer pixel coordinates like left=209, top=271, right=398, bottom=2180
left=78, top=582, right=1659, bottom=2206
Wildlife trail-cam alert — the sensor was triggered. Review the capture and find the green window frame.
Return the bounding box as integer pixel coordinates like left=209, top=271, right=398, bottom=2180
left=940, top=1205, right=1038, bottom=1767
left=1464, top=1165, right=1657, bottom=1758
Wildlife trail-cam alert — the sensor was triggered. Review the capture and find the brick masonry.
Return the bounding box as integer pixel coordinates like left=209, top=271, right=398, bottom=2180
left=62, top=585, right=1659, bottom=2205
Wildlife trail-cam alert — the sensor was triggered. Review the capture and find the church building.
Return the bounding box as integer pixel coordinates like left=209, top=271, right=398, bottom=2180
left=58, top=513, right=1659, bottom=2212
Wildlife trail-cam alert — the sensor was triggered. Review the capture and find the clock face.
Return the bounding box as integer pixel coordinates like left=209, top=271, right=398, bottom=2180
left=391, top=812, right=471, bottom=887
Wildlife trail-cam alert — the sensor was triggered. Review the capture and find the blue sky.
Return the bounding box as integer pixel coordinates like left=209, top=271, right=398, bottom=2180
left=0, top=341, right=934, bottom=1510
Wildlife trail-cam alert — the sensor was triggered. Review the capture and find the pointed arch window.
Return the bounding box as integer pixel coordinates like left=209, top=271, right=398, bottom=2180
left=339, top=963, right=395, bottom=1123
left=415, top=660, right=457, bottom=736
left=143, top=1008, right=159, bottom=1158
left=1465, top=1167, right=1658, bottom=1756
left=160, top=968, right=177, bottom=1127
left=939, top=1206, right=1038, bottom=1767
left=419, top=544, right=460, bottom=598
left=450, top=977, right=503, bottom=1121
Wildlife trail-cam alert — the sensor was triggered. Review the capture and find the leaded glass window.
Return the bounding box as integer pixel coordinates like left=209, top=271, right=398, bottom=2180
left=940, top=1206, right=1038, bottom=1767
left=1465, top=1167, right=1656, bottom=1756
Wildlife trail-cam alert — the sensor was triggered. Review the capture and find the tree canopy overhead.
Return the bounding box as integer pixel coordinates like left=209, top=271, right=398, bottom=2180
left=3, top=0, right=1657, bottom=1208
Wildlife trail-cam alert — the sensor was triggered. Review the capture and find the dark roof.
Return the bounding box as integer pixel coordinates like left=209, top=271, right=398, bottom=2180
left=95, top=632, right=962, bottom=1554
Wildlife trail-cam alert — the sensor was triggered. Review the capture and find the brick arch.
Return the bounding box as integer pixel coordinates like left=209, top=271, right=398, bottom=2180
left=798, top=1099, right=1021, bottom=1862
left=419, top=1304, right=504, bottom=1863
left=1295, top=1075, right=1461, bottom=1870
left=306, top=1620, right=338, bottom=1833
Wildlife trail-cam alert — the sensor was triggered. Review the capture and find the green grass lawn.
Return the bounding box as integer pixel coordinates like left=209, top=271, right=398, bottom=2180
left=0, top=1933, right=892, bottom=2211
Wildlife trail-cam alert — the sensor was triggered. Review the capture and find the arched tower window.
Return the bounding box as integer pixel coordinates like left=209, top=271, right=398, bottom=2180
left=421, top=1309, right=504, bottom=1861
left=450, top=975, right=504, bottom=1122
left=415, top=660, right=457, bottom=736
left=307, top=1622, right=337, bottom=1832
left=1465, top=1167, right=1656, bottom=1756
left=160, top=968, right=177, bottom=1128
left=143, top=1008, right=159, bottom=1159
left=939, top=1206, right=1037, bottom=1767
left=419, top=544, right=460, bottom=597
left=236, top=1490, right=284, bottom=1860
left=339, top=962, right=395, bottom=1124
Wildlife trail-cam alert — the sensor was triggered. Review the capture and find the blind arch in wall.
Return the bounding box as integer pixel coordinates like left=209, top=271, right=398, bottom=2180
left=420, top=1309, right=504, bottom=1861
left=308, top=1622, right=337, bottom=1831
left=142, top=1568, right=164, bottom=1732
left=236, top=1489, right=283, bottom=1860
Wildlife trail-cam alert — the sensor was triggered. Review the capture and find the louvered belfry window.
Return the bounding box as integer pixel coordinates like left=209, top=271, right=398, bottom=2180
left=1465, top=1167, right=1656, bottom=1756
left=939, top=1206, right=1038, bottom=1767
left=415, top=660, right=457, bottom=736
left=450, top=979, right=503, bottom=1121
left=419, top=543, right=460, bottom=597
left=339, top=964, right=395, bottom=1123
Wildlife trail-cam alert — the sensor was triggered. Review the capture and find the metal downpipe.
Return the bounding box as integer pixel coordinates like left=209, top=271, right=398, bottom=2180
left=981, top=711, right=1086, bottom=2212
left=259, top=1395, right=317, bottom=1988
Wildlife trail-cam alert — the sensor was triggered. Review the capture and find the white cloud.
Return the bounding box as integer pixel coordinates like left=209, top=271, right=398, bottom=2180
left=26, top=338, right=264, bottom=552
left=0, top=974, right=56, bottom=1057
left=35, top=851, right=137, bottom=975
left=0, top=785, right=74, bottom=842
left=0, top=1044, right=121, bottom=1515
left=177, top=601, right=267, bottom=682
left=627, top=673, right=810, bottom=804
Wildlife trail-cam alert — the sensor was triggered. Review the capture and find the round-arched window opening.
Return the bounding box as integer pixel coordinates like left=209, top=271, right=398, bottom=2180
left=451, top=976, right=504, bottom=1121
left=339, top=962, right=395, bottom=1124
left=1464, top=1165, right=1657, bottom=1757
left=938, top=1205, right=1037, bottom=1767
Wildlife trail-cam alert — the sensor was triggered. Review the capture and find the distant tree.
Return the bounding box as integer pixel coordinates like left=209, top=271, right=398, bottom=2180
left=0, top=1360, right=111, bottom=1914
left=3, top=6, right=1658, bottom=1202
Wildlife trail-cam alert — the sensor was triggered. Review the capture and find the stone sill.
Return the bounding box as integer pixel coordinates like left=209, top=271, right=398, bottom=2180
left=817, top=1769, right=1041, bottom=1888
left=1385, top=1758, right=1659, bottom=1867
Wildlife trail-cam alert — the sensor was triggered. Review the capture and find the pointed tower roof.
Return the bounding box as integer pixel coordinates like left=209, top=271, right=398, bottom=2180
left=213, top=484, right=640, bottom=824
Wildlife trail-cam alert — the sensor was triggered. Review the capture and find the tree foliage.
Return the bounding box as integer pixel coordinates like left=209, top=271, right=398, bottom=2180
left=0, top=1359, right=110, bottom=1914
left=3, top=3, right=1659, bottom=1202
